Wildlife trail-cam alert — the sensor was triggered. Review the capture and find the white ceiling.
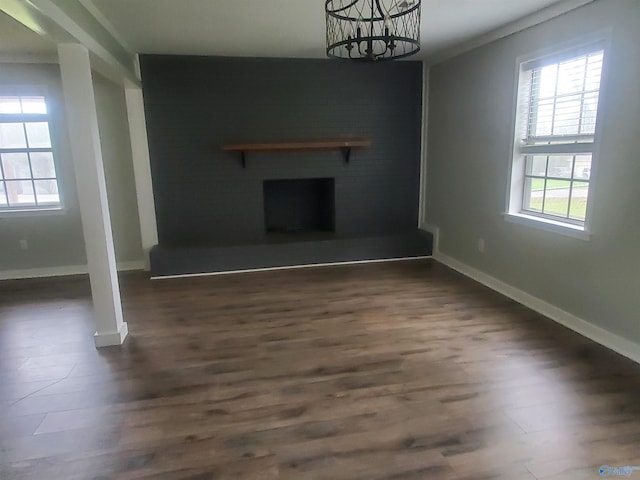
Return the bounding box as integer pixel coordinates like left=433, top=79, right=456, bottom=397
left=0, top=1, right=573, bottom=61
left=90, top=0, right=568, bottom=59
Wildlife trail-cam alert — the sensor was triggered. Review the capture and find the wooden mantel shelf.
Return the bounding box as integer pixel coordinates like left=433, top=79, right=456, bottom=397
left=222, top=138, right=371, bottom=167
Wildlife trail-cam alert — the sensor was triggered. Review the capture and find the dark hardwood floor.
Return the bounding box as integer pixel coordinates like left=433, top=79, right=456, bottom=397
left=0, top=259, right=639, bottom=479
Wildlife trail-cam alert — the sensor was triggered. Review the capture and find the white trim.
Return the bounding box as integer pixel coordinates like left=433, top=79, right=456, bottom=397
left=151, top=256, right=433, bottom=280
left=519, top=143, right=595, bottom=155
left=418, top=62, right=429, bottom=229
left=427, top=0, right=596, bottom=66
left=506, top=43, right=524, bottom=217
left=506, top=33, right=610, bottom=239
left=77, top=0, right=133, bottom=53
left=0, top=264, right=87, bottom=280
left=0, top=260, right=144, bottom=280
left=116, top=260, right=145, bottom=272
left=28, top=0, right=139, bottom=85
left=433, top=250, right=640, bottom=365
left=503, top=212, right=591, bottom=240
left=583, top=31, right=613, bottom=235
left=124, top=87, right=158, bottom=270
left=94, top=321, right=128, bottom=347
left=132, top=54, right=142, bottom=84
left=0, top=207, right=66, bottom=218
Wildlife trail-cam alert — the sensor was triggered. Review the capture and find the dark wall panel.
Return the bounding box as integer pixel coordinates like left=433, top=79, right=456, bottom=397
left=140, top=55, right=423, bottom=247
left=150, top=231, right=433, bottom=277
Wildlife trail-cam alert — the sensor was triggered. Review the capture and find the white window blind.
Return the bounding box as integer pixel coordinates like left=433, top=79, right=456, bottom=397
left=518, top=47, right=604, bottom=154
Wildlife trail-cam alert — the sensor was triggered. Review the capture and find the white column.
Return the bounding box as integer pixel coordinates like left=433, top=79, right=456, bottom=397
left=58, top=43, right=128, bottom=347
left=124, top=86, right=158, bottom=270
left=418, top=61, right=429, bottom=229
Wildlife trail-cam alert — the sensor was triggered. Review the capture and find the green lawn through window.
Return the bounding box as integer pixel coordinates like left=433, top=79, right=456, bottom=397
left=528, top=197, right=587, bottom=219
left=527, top=181, right=588, bottom=220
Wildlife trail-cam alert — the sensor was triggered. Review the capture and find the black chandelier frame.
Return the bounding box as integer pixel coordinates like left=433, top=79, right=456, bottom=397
left=325, top=0, right=422, bottom=61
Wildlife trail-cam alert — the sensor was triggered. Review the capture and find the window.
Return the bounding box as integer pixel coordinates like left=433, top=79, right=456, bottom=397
left=508, top=43, right=605, bottom=232
left=0, top=95, right=61, bottom=211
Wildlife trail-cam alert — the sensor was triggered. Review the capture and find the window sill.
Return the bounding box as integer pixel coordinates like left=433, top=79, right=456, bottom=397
left=503, top=212, right=591, bottom=241
left=0, top=207, right=65, bottom=218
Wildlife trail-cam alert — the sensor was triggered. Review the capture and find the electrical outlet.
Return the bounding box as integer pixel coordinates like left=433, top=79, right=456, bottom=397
left=478, top=238, right=485, bottom=253
left=19, top=239, right=28, bottom=250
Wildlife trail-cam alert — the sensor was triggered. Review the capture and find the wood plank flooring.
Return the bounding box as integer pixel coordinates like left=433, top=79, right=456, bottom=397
left=0, top=259, right=639, bottom=479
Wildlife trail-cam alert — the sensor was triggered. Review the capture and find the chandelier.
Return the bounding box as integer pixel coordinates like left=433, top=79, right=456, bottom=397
left=325, top=0, right=421, bottom=61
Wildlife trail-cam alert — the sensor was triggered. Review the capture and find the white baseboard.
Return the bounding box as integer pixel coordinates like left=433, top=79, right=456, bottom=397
left=94, top=322, right=128, bottom=348
left=434, top=250, right=640, bottom=365
left=419, top=224, right=440, bottom=253
left=116, top=260, right=146, bottom=272
left=0, top=260, right=145, bottom=281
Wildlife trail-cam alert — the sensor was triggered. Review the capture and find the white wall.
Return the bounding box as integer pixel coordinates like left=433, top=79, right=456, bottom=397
left=0, top=63, right=143, bottom=276
left=426, top=0, right=640, bottom=346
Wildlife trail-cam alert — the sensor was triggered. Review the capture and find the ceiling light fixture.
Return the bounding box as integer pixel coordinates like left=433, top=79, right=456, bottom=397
left=325, top=0, right=421, bottom=61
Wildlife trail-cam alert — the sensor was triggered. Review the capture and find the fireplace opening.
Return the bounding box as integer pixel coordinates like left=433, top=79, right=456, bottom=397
left=263, top=178, right=335, bottom=237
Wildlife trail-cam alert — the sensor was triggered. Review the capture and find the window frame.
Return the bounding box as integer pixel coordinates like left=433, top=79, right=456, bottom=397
left=505, top=34, right=611, bottom=240
left=0, top=87, right=64, bottom=216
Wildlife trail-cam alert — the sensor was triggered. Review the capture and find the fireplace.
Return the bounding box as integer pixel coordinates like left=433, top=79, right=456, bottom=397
left=263, top=178, right=335, bottom=237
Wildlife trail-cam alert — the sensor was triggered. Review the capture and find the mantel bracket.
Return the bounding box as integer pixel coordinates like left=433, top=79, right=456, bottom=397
left=240, top=151, right=246, bottom=168
left=341, top=147, right=352, bottom=164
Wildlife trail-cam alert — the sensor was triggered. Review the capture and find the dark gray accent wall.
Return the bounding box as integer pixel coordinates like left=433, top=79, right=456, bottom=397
left=139, top=55, right=423, bottom=248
